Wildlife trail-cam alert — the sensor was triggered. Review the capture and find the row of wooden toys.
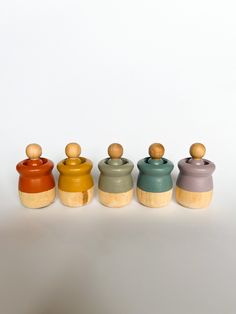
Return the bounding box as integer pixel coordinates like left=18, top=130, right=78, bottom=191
left=16, top=142, right=215, bottom=209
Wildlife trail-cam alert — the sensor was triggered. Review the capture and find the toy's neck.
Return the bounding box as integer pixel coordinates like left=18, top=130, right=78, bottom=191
left=108, top=158, right=123, bottom=166
left=65, top=158, right=81, bottom=166
left=26, top=159, right=43, bottom=166
left=148, top=158, right=164, bottom=165
left=188, top=158, right=204, bottom=166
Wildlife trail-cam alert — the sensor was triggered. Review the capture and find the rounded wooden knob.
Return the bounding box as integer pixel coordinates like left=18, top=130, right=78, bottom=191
left=190, top=143, right=206, bottom=160
left=108, top=143, right=123, bottom=159
left=65, top=143, right=81, bottom=158
left=26, top=144, right=42, bottom=160
left=149, top=143, right=165, bottom=159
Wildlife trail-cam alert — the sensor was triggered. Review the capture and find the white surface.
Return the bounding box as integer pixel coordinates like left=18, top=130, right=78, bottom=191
left=0, top=1, right=236, bottom=313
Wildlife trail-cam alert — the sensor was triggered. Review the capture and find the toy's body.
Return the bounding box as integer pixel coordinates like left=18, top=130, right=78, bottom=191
left=98, top=143, right=134, bottom=207
left=57, top=143, right=94, bottom=207
left=137, top=143, right=174, bottom=207
left=16, top=144, right=56, bottom=208
left=176, top=143, right=215, bottom=208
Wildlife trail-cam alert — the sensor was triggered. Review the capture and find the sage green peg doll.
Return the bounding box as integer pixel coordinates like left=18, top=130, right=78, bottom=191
left=98, top=143, right=134, bottom=207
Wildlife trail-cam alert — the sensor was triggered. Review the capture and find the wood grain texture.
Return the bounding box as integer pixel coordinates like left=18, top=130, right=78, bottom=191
left=176, top=186, right=213, bottom=209
left=137, top=188, right=172, bottom=208
left=98, top=189, right=133, bottom=208
left=19, top=187, right=56, bottom=209
left=58, top=186, right=94, bottom=207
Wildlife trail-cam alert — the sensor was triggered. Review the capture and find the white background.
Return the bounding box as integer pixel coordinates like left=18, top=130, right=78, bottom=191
left=0, top=1, right=236, bottom=313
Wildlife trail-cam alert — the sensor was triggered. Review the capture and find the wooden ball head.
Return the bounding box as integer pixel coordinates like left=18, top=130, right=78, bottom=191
left=149, top=143, right=165, bottom=159
left=26, top=144, right=42, bottom=160
left=190, top=143, right=206, bottom=160
left=65, top=143, right=81, bottom=158
left=108, top=143, right=123, bottom=159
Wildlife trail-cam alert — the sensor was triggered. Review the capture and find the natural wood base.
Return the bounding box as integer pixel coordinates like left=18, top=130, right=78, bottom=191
left=19, top=188, right=56, bottom=209
left=176, top=186, right=213, bottom=209
left=58, top=187, right=94, bottom=207
left=137, top=188, right=172, bottom=208
left=98, top=189, right=133, bottom=208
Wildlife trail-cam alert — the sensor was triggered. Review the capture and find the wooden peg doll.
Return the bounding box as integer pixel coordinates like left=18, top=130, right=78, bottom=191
left=137, top=143, right=174, bottom=207
left=176, top=143, right=216, bottom=208
left=98, top=143, right=134, bottom=207
left=57, top=143, right=94, bottom=207
left=16, top=144, right=56, bottom=208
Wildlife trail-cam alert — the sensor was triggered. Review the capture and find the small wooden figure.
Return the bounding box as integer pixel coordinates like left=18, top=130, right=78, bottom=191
left=16, top=144, right=56, bottom=208
left=57, top=143, right=94, bottom=207
left=176, top=143, right=216, bottom=209
left=137, top=143, right=174, bottom=208
left=98, top=143, right=134, bottom=207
